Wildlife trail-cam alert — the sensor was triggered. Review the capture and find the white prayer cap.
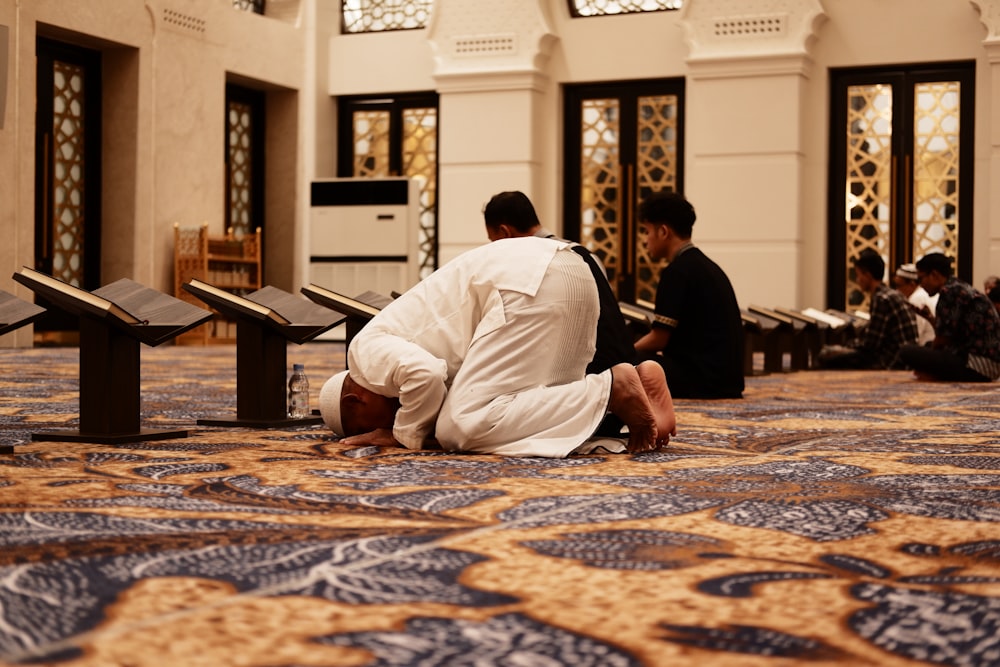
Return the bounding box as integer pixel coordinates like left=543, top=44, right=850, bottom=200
left=896, top=263, right=919, bottom=281
left=319, top=371, right=349, bottom=436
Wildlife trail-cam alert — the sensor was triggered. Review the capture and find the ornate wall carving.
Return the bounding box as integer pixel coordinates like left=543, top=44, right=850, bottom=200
left=426, top=0, right=556, bottom=81
left=969, top=0, right=1000, bottom=45
left=678, top=0, right=826, bottom=62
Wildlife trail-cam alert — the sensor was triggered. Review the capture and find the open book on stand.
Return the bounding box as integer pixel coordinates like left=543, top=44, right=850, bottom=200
left=0, top=289, right=47, bottom=336
left=13, top=268, right=211, bottom=346
left=300, top=284, right=392, bottom=320
left=183, top=279, right=290, bottom=326
left=183, top=280, right=345, bottom=345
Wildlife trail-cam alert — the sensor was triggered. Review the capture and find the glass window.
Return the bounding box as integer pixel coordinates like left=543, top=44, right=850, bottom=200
left=342, top=0, right=432, bottom=33
left=569, top=0, right=682, bottom=18
left=233, top=0, right=265, bottom=14
left=339, top=94, right=439, bottom=277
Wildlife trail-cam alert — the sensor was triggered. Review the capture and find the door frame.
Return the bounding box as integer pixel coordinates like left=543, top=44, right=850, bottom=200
left=34, top=36, right=102, bottom=289
left=826, top=61, right=975, bottom=309
left=563, top=77, right=686, bottom=302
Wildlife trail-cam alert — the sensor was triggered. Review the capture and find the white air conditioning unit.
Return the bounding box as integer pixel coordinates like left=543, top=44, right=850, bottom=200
left=308, top=177, right=420, bottom=339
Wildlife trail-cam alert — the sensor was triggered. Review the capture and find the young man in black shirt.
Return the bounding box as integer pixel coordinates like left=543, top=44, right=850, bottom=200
left=634, top=192, right=744, bottom=399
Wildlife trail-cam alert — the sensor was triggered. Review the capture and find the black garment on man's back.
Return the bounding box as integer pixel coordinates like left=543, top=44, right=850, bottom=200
left=569, top=244, right=636, bottom=374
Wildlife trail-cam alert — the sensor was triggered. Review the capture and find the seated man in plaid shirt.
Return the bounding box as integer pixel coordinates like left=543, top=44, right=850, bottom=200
left=899, top=253, right=1000, bottom=382
left=819, top=250, right=919, bottom=370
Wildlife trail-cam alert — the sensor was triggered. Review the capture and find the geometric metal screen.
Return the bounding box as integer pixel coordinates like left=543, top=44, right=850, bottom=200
left=402, top=107, right=438, bottom=278
left=844, top=83, right=893, bottom=311
left=912, top=81, right=960, bottom=263
left=579, top=98, right=623, bottom=294
left=577, top=93, right=679, bottom=303
left=342, top=0, right=432, bottom=33
left=351, top=106, right=439, bottom=277
left=227, top=99, right=254, bottom=239
left=50, top=60, right=87, bottom=287
left=635, top=94, right=679, bottom=303
left=232, top=0, right=264, bottom=13
left=352, top=110, right=391, bottom=177
left=841, top=79, right=963, bottom=312
left=570, top=0, right=682, bottom=17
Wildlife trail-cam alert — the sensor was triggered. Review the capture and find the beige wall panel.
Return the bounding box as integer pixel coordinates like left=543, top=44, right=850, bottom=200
left=436, top=163, right=535, bottom=250
left=221, top=12, right=303, bottom=89
left=708, top=243, right=800, bottom=309
left=328, top=30, right=434, bottom=95
left=685, top=153, right=805, bottom=308
left=686, top=154, right=801, bottom=243
left=985, top=53, right=1000, bottom=287
left=688, top=74, right=803, bottom=155
left=547, top=10, right=689, bottom=82
left=154, top=31, right=226, bottom=235
left=0, top=3, right=24, bottom=346
left=439, top=90, right=538, bottom=164
left=813, top=0, right=985, bottom=66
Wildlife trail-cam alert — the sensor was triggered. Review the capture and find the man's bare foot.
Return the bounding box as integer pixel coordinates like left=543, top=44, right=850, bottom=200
left=636, top=361, right=676, bottom=446
left=608, top=363, right=658, bottom=454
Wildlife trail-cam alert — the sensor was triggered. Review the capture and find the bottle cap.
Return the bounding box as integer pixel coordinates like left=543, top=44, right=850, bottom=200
left=293, top=363, right=304, bottom=371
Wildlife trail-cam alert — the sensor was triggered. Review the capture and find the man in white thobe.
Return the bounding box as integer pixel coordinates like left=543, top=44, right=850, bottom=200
left=894, top=262, right=938, bottom=346
left=318, top=235, right=674, bottom=457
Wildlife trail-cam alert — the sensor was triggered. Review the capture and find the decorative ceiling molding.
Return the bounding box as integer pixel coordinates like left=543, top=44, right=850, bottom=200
left=969, top=0, right=1000, bottom=45
left=678, top=0, right=826, bottom=64
left=427, top=0, right=557, bottom=83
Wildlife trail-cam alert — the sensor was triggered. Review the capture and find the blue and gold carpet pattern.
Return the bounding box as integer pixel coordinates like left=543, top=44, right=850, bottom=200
left=1, top=345, right=999, bottom=666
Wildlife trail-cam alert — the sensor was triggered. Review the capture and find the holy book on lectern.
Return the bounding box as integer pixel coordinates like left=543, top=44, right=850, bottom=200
left=12, top=267, right=211, bottom=346
left=300, top=284, right=392, bottom=320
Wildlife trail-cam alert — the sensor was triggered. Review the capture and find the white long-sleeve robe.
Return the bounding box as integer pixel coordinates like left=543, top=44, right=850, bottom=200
left=346, top=236, right=613, bottom=457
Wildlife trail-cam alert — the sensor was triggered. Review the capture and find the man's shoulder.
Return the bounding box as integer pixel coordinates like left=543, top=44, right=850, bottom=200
left=874, top=284, right=906, bottom=303
left=674, top=247, right=735, bottom=285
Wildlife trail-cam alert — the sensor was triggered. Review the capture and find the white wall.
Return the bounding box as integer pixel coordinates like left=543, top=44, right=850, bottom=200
left=2, top=0, right=998, bottom=348
left=325, top=0, right=999, bottom=310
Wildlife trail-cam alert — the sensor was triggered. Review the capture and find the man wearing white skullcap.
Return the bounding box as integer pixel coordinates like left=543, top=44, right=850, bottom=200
left=894, top=262, right=938, bottom=346
left=319, top=234, right=675, bottom=457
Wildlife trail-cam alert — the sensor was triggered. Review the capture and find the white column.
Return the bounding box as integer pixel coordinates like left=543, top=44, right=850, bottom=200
left=970, top=0, right=1000, bottom=285
left=677, top=0, right=826, bottom=308
left=426, top=0, right=556, bottom=263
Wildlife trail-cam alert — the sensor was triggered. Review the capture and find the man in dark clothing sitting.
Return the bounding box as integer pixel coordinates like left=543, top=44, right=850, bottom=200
left=899, top=253, right=1000, bottom=382
left=818, top=250, right=919, bottom=370
left=633, top=192, right=744, bottom=399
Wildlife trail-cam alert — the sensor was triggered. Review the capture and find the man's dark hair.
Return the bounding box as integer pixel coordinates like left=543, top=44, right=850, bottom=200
left=989, top=285, right=1000, bottom=304
left=483, top=191, right=540, bottom=233
left=854, top=250, right=885, bottom=282
left=637, top=191, right=696, bottom=238
left=915, top=252, right=954, bottom=278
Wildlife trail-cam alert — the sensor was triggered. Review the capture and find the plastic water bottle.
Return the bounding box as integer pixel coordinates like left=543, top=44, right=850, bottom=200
left=288, top=363, right=310, bottom=418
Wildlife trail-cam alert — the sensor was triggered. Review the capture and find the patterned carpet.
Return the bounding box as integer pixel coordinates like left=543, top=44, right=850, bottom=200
left=1, top=343, right=999, bottom=666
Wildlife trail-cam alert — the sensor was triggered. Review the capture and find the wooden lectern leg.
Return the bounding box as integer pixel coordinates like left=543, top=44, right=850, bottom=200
left=79, top=317, right=141, bottom=434
left=197, top=320, right=323, bottom=428
left=32, top=317, right=189, bottom=444
left=236, top=320, right=288, bottom=422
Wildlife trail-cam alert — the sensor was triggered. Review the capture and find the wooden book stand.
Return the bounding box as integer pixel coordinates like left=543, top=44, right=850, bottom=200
left=182, top=281, right=343, bottom=428
left=300, top=284, right=392, bottom=352
left=0, top=290, right=47, bottom=337
left=0, top=290, right=48, bottom=453
left=11, top=269, right=212, bottom=444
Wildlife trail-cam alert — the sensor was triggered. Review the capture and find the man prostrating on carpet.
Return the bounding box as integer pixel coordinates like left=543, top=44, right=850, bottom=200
left=319, top=234, right=675, bottom=457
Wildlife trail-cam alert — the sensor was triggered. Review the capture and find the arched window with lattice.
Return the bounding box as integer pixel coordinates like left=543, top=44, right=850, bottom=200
left=341, top=0, right=432, bottom=33
left=568, top=0, right=682, bottom=18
